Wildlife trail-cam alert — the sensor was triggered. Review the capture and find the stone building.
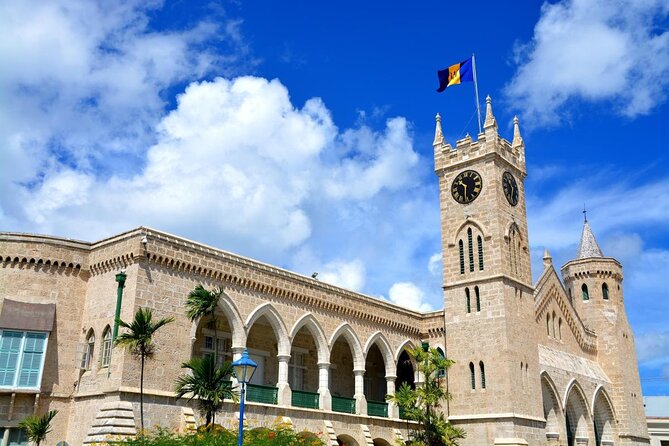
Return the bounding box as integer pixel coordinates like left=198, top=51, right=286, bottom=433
left=0, top=97, right=649, bottom=445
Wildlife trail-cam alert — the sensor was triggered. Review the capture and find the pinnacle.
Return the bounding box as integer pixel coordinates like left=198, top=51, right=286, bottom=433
left=484, top=95, right=497, bottom=129
left=512, top=115, right=523, bottom=148
left=433, top=112, right=444, bottom=145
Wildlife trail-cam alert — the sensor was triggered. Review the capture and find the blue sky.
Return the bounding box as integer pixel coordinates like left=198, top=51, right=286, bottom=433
left=1, top=0, right=668, bottom=394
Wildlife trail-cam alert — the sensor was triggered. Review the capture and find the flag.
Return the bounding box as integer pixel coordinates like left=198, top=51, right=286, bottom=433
left=437, top=58, right=474, bottom=92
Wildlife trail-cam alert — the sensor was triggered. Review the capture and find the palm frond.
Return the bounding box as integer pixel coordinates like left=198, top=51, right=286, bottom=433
left=18, top=410, right=58, bottom=446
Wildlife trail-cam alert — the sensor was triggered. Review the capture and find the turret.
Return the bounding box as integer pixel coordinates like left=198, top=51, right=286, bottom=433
left=561, top=215, right=647, bottom=441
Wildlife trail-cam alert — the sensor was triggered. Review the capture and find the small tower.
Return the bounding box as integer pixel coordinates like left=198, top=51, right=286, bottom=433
left=561, top=217, right=648, bottom=441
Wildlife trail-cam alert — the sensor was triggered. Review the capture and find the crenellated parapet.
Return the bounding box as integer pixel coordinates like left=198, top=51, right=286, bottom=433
left=433, top=97, right=526, bottom=177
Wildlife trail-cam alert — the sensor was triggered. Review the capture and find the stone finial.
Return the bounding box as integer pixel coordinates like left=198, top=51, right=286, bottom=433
left=576, top=219, right=604, bottom=259
left=543, top=248, right=552, bottom=269
left=484, top=95, right=497, bottom=130
left=512, top=115, right=524, bottom=148
left=433, top=112, right=444, bottom=145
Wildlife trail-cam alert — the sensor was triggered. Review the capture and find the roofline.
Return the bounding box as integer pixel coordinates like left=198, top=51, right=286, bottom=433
left=1, top=227, right=436, bottom=318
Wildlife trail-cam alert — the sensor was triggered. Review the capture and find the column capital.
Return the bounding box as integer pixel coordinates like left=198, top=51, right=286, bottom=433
left=385, top=375, right=397, bottom=381
left=353, top=368, right=366, bottom=376
left=277, top=354, right=291, bottom=362
left=317, top=362, right=331, bottom=369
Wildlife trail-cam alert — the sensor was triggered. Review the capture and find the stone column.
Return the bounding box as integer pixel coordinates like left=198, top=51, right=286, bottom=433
left=230, top=346, right=245, bottom=389
left=1, top=428, right=9, bottom=446
left=276, top=354, right=292, bottom=407
left=353, top=369, right=367, bottom=415
left=385, top=375, right=398, bottom=418
left=317, top=362, right=332, bottom=410
left=414, top=370, right=425, bottom=388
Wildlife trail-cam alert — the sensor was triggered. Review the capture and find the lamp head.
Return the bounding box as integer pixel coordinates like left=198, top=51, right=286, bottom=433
left=232, top=349, right=257, bottom=384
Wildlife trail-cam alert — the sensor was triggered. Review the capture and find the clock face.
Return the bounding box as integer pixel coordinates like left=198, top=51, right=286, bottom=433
left=451, top=170, right=482, bottom=204
left=502, top=171, right=519, bottom=206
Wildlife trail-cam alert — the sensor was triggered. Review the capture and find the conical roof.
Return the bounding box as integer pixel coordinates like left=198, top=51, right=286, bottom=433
left=576, top=219, right=603, bottom=259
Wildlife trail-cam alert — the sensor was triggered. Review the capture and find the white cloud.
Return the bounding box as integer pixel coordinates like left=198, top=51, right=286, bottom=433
left=318, top=259, right=366, bottom=292
left=0, top=0, right=252, bottom=222
left=428, top=253, right=442, bottom=276
left=387, top=282, right=434, bottom=312
left=505, top=0, right=669, bottom=127
left=636, top=331, right=669, bottom=366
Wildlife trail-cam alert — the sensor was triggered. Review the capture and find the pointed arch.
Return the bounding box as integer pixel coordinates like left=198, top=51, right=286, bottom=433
left=289, top=313, right=329, bottom=363
left=188, top=291, right=246, bottom=348
left=592, top=385, right=617, bottom=446
left=329, top=323, right=365, bottom=370
left=394, top=339, right=418, bottom=363
left=564, top=378, right=593, bottom=442
left=451, top=218, right=489, bottom=245
left=246, top=303, right=291, bottom=356
left=540, top=371, right=565, bottom=441
left=364, top=331, right=396, bottom=375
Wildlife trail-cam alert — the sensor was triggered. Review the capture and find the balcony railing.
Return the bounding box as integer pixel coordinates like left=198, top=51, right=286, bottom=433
left=246, top=384, right=278, bottom=405
left=332, top=395, right=356, bottom=414
left=291, top=389, right=319, bottom=409
left=367, top=400, right=388, bottom=417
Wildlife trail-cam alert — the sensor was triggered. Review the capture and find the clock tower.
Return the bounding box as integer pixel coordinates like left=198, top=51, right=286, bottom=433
left=434, top=97, right=543, bottom=444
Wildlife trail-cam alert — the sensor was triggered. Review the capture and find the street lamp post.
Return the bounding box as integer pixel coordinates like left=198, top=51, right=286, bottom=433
left=231, top=349, right=257, bottom=446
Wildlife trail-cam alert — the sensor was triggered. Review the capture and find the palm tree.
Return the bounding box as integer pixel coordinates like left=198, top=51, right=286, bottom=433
left=186, top=285, right=224, bottom=364
left=174, top=354, right=237, bottom=426
left=18, top=410, right=58, bottom=446
left=115, top=307, right=174, bottom=432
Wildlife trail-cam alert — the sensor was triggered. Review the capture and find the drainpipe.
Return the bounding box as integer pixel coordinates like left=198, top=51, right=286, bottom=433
left=113, top=270, right=127, bottom=341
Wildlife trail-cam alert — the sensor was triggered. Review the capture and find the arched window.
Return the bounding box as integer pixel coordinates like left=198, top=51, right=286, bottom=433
left=465, top=288, right=471, bottom=313
left=100, top=326, right=112, bottom=368
left=602, top=283, right=609, bottom=300
left=479, top=361, right=486, bottom=389
left=582, top=284, right=590, bottom=301
left=458, top=240, right=465, bottom=274
left=551, top=311, right=556, bottom=337
left=437, top=347, right=446, bottom=378
left=477, top=235, right=484, bottom=270
left=568, top=288, right=572, bottom=301
left=85, top=330, right=95, bottom=370
left=469, top=362, right=476, bottom=390
left=546, top=314, right=550, bottom=336
left=520, top=362, right=524, bottom=386
left=475, top=286, right=481, bottom=312
left=467, top=228, right=474, bottom=272
left=558, top=318, right=563, bottom=340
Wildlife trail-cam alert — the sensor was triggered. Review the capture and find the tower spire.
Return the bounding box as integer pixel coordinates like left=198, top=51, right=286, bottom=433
left=576, top=215, right=603, bottom=259
left=433, top=112, right=444, bottom=145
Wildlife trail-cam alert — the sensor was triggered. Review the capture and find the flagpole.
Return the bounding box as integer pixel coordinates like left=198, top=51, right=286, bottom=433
left=472, top=53, right=482, bottom=134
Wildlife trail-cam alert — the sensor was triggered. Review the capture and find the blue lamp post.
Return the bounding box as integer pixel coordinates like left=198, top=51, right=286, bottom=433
left=231, top=349, right=257, bottom=446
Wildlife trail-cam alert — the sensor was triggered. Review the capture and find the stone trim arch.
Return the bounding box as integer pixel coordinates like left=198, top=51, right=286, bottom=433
left=364, top=331, right=396, bottom=375
left=246, top=303, right=291, bottom=356
left=564, top=378, right=593, bottom=442
left=394, top=339, right=418, bottom=363
left=289, top=312, right=329, bottom=363
left=451, top=218, right=489, bottom=245
left=592, top=385, right=617, bottom=445
left=591, top=385, right=616, bottom=420
left=329, top=323, right=365, bottom=370
left=540, top=371, right=565, bottom=442
left=188, top=292, right=246, bottom=348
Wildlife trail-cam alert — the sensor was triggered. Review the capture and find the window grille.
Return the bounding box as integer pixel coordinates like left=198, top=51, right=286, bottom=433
left=100, top=327, right=112, bottom=368
left=475, top=286, right=481, bottom=312
left=477, top=235, right=484, bottom=270
left=458, top=240, right=465, bottom=274
left=469, top=362, right=475, bottom=389
left=468, top=229, right=474, bottom=272
left=0, top=331, right=48, bottom=389
left=602, top=283, right=609, bottom=300
left=465, top=288, right=471, bottom=313
left=479, top=361, right=486, bottom=389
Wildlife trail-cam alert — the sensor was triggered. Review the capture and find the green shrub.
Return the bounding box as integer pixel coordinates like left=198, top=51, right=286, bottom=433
left=119, top=425, right=325, bottom=446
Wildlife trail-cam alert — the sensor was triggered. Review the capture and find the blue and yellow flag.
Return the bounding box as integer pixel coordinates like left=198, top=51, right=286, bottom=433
left=437, top=58, right=474, bottom=92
